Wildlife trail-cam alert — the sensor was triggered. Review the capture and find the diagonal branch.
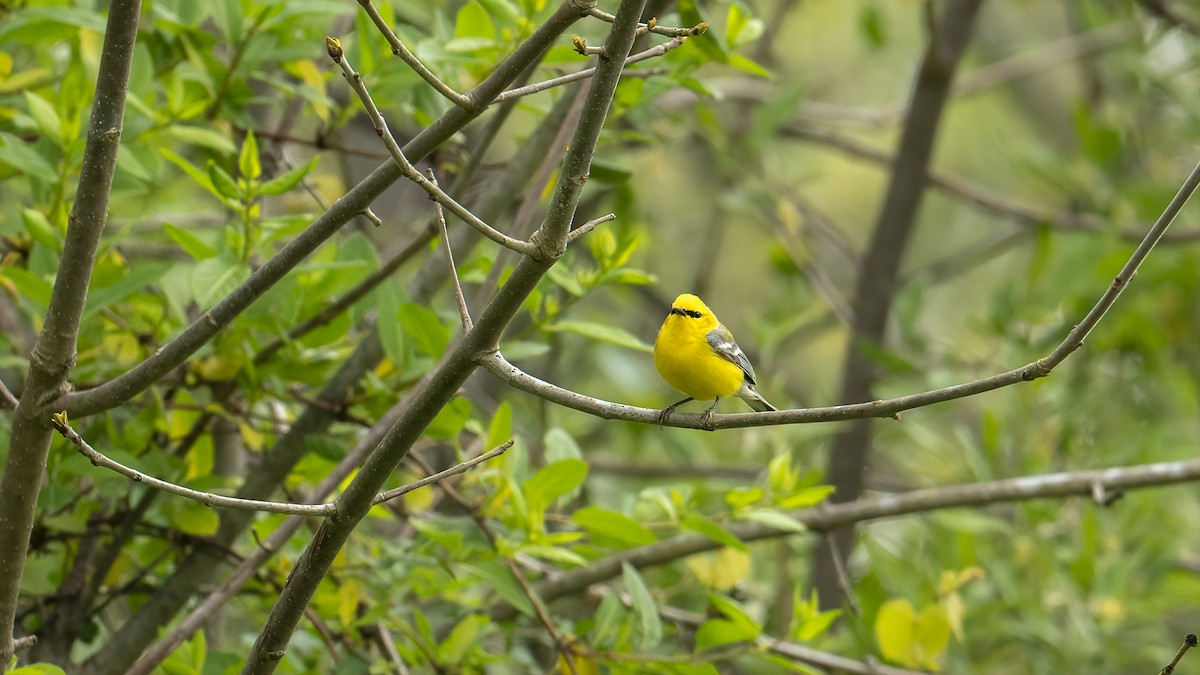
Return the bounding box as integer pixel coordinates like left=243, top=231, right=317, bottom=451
left=326, top=37, right=541, bottom=258
left=241, top=2, right=642, bottom=672
left=356, top=0, right=473, bottom=110
left=56, top=0, right=593, bottom=419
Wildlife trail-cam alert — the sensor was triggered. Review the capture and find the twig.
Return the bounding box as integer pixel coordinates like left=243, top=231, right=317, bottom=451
left=0, top=378, right=16, bottom=410
left=585, top=7, right=707, bottom=38
left=326, top=37, right=540, bottom=258
left=356, top=0, right=473, bottom=110
left=51, top=410, right=510, bottom=515
left=489, top=457, right=1200, bottom=620
left=427, top=169, right=473, bottom=331
left=12, top=635, right=36, bottom=652
left=496, top=37, right=687, bottom=103
left=1160, top=633, right=1198, bottom=675
left=823, top=532, right=860, bottom=615
left=566, top=213, right=617, bottom=243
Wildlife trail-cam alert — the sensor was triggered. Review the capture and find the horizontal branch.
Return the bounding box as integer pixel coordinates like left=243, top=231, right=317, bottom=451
left=585, top=7, right=707, bottom=38
left=492, top=457, right=1200, bottom=620
left=50, top=411, right=510, bottom=515
left=495, top=37, right=687, bottom=103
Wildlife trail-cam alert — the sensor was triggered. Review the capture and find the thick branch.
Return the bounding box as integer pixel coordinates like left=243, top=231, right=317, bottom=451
left=57, top=0, right=595, bottom=418
left=0, top=0, right=141, bottom=667
left=815, top=0, right=984, bottom=606
left=240, top=2, right=638, bottom=672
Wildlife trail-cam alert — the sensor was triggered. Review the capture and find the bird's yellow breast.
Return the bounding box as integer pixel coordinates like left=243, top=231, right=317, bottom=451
left=654, top=316, right=745, bottom=401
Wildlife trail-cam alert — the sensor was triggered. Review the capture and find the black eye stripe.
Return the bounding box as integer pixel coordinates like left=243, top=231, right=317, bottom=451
left=669, top=307, right=703, bottom=319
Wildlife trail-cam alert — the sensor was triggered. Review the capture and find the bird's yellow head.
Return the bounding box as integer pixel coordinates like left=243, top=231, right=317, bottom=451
left=664, top=293, right=718, bottom=330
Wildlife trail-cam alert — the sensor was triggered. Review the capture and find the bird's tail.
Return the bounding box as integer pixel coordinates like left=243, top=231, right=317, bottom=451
left=740, top=388, right=777, bottom=413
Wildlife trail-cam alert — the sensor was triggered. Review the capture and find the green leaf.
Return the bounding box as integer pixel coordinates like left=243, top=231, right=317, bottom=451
left=165, top=499, right=219, bottom=537
left=0, top=267, right=53, bottom=307
left=729, top=53, right=771, bottom=78
left=738, top=508, right=807, bottom=533
left=426, top=397, right=472, bottom=440
left=678, top=0, right=727, bottom=63
left=439, top=613, right=487, bottom=665
left=544, top=263, right=584, bottom=296
left=708, top=593, right=760, bottom=634
left=22, top=208, right=61, bottom=253
left=572, top=506, right=658, bottom=548
left=519, top=544, right=588, bottom=567
left=776, top=485, right=836, bottom=509
left=160, top=148, right=221, bottom=201
left=23, top=90, right=63, bottom=147
left=543, top=427, right=582, bottom=463
left=260, top=156, right=319, bottom=195
left=238, top=128, right=260, bottom=179
left=189, top=255, right=247, bottom=307
left=397, top=302, right=450, bottom=357
left=681, top=513, right=747, bottom=552
left=206, top=160, right=240, bottom=201
left=455, top=1, right=496, bottom=40
left=0, top=131, right=58, bottom=182
left=376, top=281, right=405, bottom=366
left=163, top=222, right=217, bottom=260
left=591, top=591, right=626, bottom=648
left=545, top=320, right=652, bottom=352
left=166, top=125, right=237, bottom=155
left=523, top=458, right=588, bottom=509
left=84, top=262, right=171, bottom=317
left=694, top=618, right=756, bottom=651
left=725, top=3, right=764, bottom=50
left=724, top=486, right=763, bottom=509
left=461, top=561, right=534, bottom=617
left=10, top=665, right=68, bottom=675
left=487, top=402, right=513, bottom=452
left=622, top=563, right=663, bottom=650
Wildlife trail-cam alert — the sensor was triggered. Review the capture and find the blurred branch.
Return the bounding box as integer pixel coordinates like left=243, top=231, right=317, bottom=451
left=783, top=123, right=1200, bottom=243
left=1137, top=0, right=1200, bottom=35
left=490, top=457, right=1200, bottom=621
left=0, top=0, right=142, bottom=666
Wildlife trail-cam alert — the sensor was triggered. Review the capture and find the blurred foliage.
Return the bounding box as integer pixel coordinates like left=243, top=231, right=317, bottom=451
left=1, top=0, right=1198, bottom=673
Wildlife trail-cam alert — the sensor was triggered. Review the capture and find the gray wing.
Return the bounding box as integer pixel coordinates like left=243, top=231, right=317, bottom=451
left=706, top=325, right=757, bottom=385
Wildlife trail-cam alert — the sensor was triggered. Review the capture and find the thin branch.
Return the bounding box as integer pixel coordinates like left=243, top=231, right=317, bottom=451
left=12, top=635, right=36, bottom=652
left=585, top=7, right=707, bottom=38
left=326, top=37, right=541, bottom=258
left=782, top=123, right=1200, bottom=243
left=0, top=378, right=16, bottom=410
left=356, top=0, right=473, bottom=110
left=489, top=457, right=1200, bottom=621
left=51, top=411, right=510, bottom=516
left=427, top=169, right=473, bottom=331
left=496, top=37, right=686, bottom=103
left=1160, top=633, right=1198, bottom=675
left=566, top=213, right=616, bottom=243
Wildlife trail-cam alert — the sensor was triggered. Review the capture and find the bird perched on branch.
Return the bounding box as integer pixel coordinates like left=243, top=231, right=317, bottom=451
left=653, top=293, right=776, bottom=427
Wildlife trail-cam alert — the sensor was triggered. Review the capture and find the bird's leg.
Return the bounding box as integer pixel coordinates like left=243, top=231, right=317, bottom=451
left=698, top=398, right=721, bottom=431
left=658, top=397, right=693, bottom=428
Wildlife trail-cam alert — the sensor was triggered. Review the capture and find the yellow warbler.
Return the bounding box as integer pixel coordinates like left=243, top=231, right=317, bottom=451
left=653, top=293, right=776, bottom=425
